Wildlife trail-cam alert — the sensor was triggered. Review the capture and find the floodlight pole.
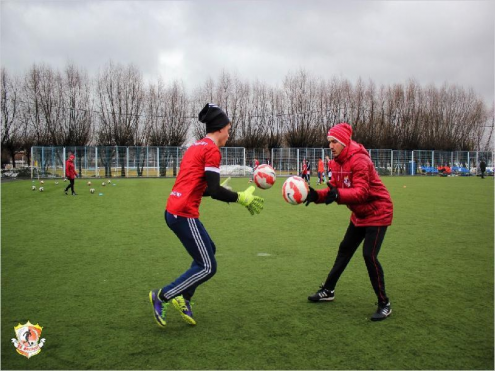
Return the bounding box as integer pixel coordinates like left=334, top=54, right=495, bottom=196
left=31, top=147, right=34, bottom=179
left=243, top=148, right=246, bottom=177
left=297, top=149, right=300, bottom=175
left=391, top=150, right=394, bottom=176
left=157, top=147, right=160, bottom=177
left=63, top=147, right=66, bottom=179
left=411, top=150, right=414, bottom=176
left=271, top=148, right=274, bottom=174
left=126, top=147, right=129, bottom=178
left=95, top=147, right=98, bottom=178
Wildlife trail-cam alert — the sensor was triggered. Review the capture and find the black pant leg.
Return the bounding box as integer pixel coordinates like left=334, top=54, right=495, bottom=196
left=70, top=179, right=75, bottom=194
left=362, top=226, right=389, bottom=304
left=324, top=222, right=366, bottom=290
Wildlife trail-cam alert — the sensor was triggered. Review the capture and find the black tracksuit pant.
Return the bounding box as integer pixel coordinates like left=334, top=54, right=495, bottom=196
left=64, top=179, right=75, bottom=194
left=324, top=222, right=389, bottom=304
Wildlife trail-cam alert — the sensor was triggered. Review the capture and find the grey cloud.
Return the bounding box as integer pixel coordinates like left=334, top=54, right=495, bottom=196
left=1, top=0, right=493, bottom=104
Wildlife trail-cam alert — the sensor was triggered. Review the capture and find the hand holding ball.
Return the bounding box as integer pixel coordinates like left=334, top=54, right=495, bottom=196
left=282, top=176, right=309, bottom=205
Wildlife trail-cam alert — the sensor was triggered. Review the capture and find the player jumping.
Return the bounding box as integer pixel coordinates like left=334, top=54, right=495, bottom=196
left=149, top=103, right=264, bottom=328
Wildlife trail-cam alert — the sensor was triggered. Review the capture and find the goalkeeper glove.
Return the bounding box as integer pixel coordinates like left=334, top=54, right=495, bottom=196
left=220, top=177, right=232, bottom=191
left=304, top=187, right=318, bottom=207
left=237, top=186, right=264, bottom=215
left=325, top=182, right=338, bottom=205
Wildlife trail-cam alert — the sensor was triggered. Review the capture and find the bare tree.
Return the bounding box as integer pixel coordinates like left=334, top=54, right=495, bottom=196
left=22, top=65, right=50, bottom=146
left=2, top=62, right=492, bottom=158
left=62, top=63, right=92, bottom=146
left=282, top=69, right=320, bottom=147
left=95, top=62, right=144, bottom=176
left=191, top=77, right=215, bottom=141
left=265, top=86, right=284, bottom=150
left=1, top=68, right=22, bottom=167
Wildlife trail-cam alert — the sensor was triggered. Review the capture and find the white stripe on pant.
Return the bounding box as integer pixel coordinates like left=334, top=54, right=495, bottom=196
left=163, top=218, right=214, bottom=300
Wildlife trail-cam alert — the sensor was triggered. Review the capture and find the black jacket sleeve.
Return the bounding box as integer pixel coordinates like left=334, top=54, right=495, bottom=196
left=203, top=171, right=238, bottom=203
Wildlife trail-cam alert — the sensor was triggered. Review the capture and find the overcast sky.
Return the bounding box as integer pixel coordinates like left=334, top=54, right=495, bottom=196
left=1, top=0, right=494, bottom=105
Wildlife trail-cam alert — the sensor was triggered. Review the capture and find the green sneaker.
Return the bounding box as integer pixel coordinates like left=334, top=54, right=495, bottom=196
left=171, top=295, right=196, bottom=325
left=149, top=289, right=168, bottom=328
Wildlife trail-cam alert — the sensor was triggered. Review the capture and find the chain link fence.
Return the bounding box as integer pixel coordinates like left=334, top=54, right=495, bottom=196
left=27, top=146, right=493, bottom=179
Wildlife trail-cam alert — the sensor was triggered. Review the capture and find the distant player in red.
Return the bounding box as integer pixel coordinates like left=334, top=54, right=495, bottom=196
left=317, top=158, right=324, bottom=185
left=301, top=159, right=308, bottom=183
left=64, top=154, right=78, bottom=195
left=325, top=155, right=332, bottom=181
left=249, top=158, right=260, bottom=183
left=149, top=103, right=264, bottom=328
left=302, top=159, right=311, bottom=185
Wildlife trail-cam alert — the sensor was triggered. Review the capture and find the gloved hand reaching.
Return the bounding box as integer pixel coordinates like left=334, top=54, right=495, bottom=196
left=325, top=182, right=338, bottom=205
left=237, top=186, right=264, bottom=215
left=304, top=183, right=338, bottom=206
left=304, top=187, right=318, bottom=206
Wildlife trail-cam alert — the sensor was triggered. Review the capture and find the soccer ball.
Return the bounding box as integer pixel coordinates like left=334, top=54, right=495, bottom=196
left=90, top=188, right=95, bottom=194
left=39, top=187, right=44, bottom=192
left=40, top=180, right=44, bottom=185
left=87, top=181, right=92, bottom=186
left=102, top=182, right=106, bottom=186
left=253, top=164, right=276, bottom=190
left=55, top=181, right=59, bottom=185
left=31, top=186, right=36, bottom=191
left=282, top=176, right=309, bottom=205
left=107, top=180, right=111, bottom=184
left=63, top=178, right=67, bottom=182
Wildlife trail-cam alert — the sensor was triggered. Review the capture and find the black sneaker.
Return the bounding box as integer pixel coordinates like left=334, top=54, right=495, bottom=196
left=371, top=302, right=392, bottom=321
left=65, top=191, right=68, bottom=195
left=308, top=285, right=335, bottom=302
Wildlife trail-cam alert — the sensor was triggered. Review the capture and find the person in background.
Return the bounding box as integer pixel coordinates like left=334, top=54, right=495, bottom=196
left=480, top=159, right=486, bottom=179
left=249, top=158, right=260, bottom=183
left=317, top=158, right=324, bottom=185
left=326, top=155, right=332, bottom=181
left=64, top=154, right=78, bottom=195
left=305, top=123, right=394, bottom=322
left=305, top=159, right=311, bottom=185
left=301, top=158, right=308, bottom=183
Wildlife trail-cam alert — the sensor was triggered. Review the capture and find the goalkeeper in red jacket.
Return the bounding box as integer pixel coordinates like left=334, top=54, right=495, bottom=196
left=304, top=123, right=393, bottom=321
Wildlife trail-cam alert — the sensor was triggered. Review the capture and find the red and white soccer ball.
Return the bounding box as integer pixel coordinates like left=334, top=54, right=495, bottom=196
left=282, top=176, right=309, bottom=205
left=253, top=164, right=276, bottom=190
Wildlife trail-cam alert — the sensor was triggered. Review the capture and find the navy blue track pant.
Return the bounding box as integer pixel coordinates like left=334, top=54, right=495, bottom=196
left=161, top=211, right=217, bottom=301
left=324, top=222, right=389, bottom=304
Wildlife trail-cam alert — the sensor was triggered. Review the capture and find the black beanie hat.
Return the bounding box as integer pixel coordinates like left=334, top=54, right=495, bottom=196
left=198, top=103, right=230, bottom=133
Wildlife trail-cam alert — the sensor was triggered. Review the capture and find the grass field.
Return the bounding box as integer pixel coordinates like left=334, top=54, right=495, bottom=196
left=1, top=176, right=493, bottom=370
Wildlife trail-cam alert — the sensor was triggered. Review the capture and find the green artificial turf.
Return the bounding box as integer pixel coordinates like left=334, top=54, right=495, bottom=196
left=1, top=176, right=493, bottom=370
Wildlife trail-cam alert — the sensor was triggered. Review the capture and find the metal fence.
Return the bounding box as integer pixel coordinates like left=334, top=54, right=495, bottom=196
left=30, top=146, right=493, bottom=178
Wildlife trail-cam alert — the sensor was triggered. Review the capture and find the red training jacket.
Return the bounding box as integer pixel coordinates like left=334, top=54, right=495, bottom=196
left=316, top=141, right=393, bottom=226
left=66, top=158, right=77, bottom=179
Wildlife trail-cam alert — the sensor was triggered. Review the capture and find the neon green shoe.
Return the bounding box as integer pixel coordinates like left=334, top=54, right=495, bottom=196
left=171, top=295, right=196, bottom=325
left=149, top=289, right=168, bottom=328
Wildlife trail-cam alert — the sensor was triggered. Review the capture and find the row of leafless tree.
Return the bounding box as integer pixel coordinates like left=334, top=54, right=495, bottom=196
left=2, top=62, right=493, bottom=167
